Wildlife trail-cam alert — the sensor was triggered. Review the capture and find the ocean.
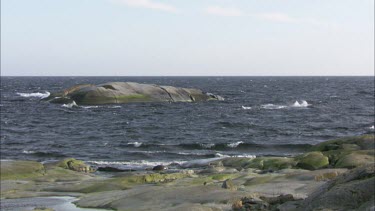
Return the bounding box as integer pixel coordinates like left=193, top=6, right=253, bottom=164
left=1, top=76, right=374, bottom=169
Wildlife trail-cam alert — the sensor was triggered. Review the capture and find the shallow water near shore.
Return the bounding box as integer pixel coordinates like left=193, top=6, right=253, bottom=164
left=1, top=76, right=374, bottom=169
left=0, top=196, right=108, bottom=211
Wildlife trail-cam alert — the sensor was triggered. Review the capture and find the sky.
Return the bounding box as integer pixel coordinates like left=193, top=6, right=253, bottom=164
left=1, top=0, right=374, bottom=76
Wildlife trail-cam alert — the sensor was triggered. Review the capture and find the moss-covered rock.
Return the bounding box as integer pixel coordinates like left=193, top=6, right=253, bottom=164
left=335, top=150, right=375, bottom=169
left=44, top=82, right=224, bottom=105
left=57, top=158, right=95, bottom=173
left=245, top=157, right=297, bottom=170
left=296, top=152, right=329, bottom=170
left=0, top=161, right=45, bottom=180
left=72, top=172, right=192, bottom=193
left=311, top=135, right=374, bottom=152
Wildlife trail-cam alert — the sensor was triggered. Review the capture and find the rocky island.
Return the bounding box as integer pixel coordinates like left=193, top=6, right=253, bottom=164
left=43, top=82, right=224, bottom=105
left=1, top=135, right=374, bottom=211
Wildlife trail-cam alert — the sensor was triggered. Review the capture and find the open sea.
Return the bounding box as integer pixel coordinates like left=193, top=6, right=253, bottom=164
left=1, top=76, right=374, bottom=169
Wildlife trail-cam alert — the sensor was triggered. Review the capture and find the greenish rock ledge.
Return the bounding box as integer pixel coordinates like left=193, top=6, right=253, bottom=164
left=1, top=135, right=374, bottom=211
left=43, top=82, right=224, bottom=105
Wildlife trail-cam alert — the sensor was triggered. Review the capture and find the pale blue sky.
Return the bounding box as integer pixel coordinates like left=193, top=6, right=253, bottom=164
left=1, top=0, right=374, bottom=76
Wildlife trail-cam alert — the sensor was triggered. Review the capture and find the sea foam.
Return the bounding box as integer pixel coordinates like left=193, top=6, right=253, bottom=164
left=241, top=106, right=252, bottom=110
left=17, top=91, right=50, bottom=99
left=62, top=101, right=78, bottom=108
left=292, top=100, right=309, bottom=107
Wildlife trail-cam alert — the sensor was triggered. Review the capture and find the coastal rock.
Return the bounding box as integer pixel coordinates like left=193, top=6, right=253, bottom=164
left=296, top=152, right=329, bottom=170
left=152, top=165, right=167, bottom=171
left=0, top=160, right=45, bottom=180
left=44, top=82, right=224, bottom=105
left=57, top=158, right=95, bottom=173
left=221, top=179, right=237, bottom=190
left=297, top=164, right=375, bottom=211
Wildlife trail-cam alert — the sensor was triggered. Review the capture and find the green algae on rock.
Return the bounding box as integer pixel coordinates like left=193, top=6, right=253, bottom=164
left=43, top=82, right=224, bottom=105
left=0, top=160, right=45, bottom=180
left=296, top=152, right=329, bottom=170
left=57, top=158, right=95, bottom=173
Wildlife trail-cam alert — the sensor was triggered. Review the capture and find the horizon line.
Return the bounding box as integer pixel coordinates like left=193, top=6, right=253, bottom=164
left=1, top=75, right=374, bottom=77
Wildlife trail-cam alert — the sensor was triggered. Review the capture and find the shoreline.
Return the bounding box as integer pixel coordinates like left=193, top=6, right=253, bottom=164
left=1, top=135, right=374, bottom=211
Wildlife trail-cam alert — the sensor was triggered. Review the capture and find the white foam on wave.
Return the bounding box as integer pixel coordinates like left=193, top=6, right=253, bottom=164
left=261, top=104, right=287, bottom=110
left=88, top=160, right=184, bottom=168
left=62, top=101, right=78, bottom=108
left=261, top=100, right=310, bottom=110
left=370, top=125, right=375, bottom=130
left=81, top=105, right=99, bottom=109
left=232, top=154, right=256, bottom=158
left=17, top=91, right=50, bottom=99
left=128, top=142, right=143, bottom=147
left=242, top=106, right=252, bottom=110
left=227, top=141, right=244, bottom=148
left=22, top=150, right=36, bottom=154
left=215, top=153, right=230, bottom=158
left=200, top=143, right=215, bottom=149
left=292, top=100, right=309, bottom=107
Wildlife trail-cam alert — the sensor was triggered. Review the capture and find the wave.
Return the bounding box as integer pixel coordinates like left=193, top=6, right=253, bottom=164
left=261, top=100, right=310, bottom=110
left=200, top=143, right=215, bottom=149
left=122, top=142, right=312, bottom=152
left=81, top=105, right=99, bottom=109
left=292, top=100, right=309, bottom=107
left=261, top=104, right=287, bottom=110
left=370, top=125, right=374, bottom=130
left=62, top=101, right=78, bottom=108
left=128, top=142, right=143, bottom=147
left=88, top=160, right=184, bottom=169
left=227, top=141, right=244, bottom=148
left=22, top=150, right=36, bottom=154
left=17, top=91, right=50, bottom=99
left=241, top=106, right=252, bottom=110
left=22, top=150, right=65, bottom=157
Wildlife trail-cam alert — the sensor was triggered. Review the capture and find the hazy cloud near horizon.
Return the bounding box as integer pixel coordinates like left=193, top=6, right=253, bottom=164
left=1, top=0, right=374, bottom=76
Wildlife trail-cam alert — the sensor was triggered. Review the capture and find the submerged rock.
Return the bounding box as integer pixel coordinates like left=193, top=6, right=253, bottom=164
left=44, top=82, right=224, bottom=105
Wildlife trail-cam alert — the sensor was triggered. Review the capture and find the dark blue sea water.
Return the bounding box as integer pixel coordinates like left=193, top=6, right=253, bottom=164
left=1, top=77, right=374, bottom=169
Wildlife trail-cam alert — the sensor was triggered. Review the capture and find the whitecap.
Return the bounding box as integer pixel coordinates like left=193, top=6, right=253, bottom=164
left=109, top=105, right=122, bottom=108
left=81, top=105, right=99, bottom=109
left=22, top=150, right=36, bottom=154
left=370, top=125, right=374, bottom=130
left=242, top=106, right=252, bottom=110
left=17, top=91, right=50, bottom=99
left=200, top=143, right=215, bottom=149
left=88, top=160, right=183, bottom=168
left=261, top=104, right=287, bottom=110
left=232, top=154, right=256, bottom=158
left=292, top=100, right=309, bottom=107
left=62, top=101, right=78, bottom=108
left=227, top=141, right=244, bottom=148
left=128, top=142, right=143, bottom=147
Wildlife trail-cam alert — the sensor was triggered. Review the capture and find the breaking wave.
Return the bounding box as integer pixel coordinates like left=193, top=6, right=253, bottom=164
left=62, top=101, right=78, bottom=108
left=17, top=91, right=50, bottom=99
left=292, top=100, right=309, bottom=107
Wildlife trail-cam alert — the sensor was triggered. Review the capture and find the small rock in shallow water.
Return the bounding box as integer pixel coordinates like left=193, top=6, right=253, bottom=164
left=152, top=165, right=167, bottom=171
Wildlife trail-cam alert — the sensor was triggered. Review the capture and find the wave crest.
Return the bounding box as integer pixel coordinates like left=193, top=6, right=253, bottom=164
left=17, top=91, right=50, bottom=99
left=292, top=100, right=309, bottom=107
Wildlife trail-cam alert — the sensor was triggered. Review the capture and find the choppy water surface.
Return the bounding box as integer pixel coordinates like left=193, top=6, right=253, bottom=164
left=1, top=77, right=374, bottom=168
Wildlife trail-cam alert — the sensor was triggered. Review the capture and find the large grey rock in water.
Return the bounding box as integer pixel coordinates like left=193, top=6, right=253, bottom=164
left=44, top=82, right=224, bottom=105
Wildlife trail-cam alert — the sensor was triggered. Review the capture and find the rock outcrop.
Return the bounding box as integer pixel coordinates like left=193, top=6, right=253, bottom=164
left=44, top=82, right=224, bottom=105
left=296, top=164, right=375, bottom=211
